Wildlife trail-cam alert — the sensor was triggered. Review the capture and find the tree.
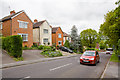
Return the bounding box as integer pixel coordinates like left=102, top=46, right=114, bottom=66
left=80, top=29, right=97, bottom=48
left=64, top=40, right=70, bottom=48
left=99, top=40, right=106, bottom=49
left=100, top=0, right=120, bottom=52
left=70, top=25, right=78, bottom=52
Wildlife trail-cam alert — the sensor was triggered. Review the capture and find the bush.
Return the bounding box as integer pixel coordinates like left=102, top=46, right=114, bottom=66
left=50, top=46, right=56, bottom=51
left=38, top=45, right=44, bottom=50
left=43, top=46, right=51, bottom=51
left=64, top=40, right=70, bottom=48
left=32, top=43, right=38, bottom=47
left=2, top=35, right=22, bottom=58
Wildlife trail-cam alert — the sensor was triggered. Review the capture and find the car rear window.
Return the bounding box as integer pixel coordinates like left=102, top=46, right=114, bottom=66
left=83, top=51, right=95, bottom=56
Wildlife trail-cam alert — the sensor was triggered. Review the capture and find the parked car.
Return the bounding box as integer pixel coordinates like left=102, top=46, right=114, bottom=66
left=80, top=50, right=100, bottom=65
left=59, top=46, right=73, bottom=53
left=106, top=48, right=113, bottom=54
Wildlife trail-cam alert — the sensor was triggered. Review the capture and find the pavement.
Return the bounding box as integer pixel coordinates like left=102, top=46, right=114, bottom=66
left=102, top=61, right=119, bottom=78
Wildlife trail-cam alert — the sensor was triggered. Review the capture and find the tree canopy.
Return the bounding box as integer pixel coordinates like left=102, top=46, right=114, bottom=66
left=80, top=29, right=97, bottom=48
left=100, top=0, right=120, bottom=48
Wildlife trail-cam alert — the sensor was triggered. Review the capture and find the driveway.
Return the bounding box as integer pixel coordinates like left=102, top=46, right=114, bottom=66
left=2, top=50, right=44, bottom=64
left=22, top=50, right=44, bottom=60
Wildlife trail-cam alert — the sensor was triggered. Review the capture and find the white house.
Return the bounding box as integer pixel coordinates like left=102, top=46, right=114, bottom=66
left=33, top=19, right=52, bottom=46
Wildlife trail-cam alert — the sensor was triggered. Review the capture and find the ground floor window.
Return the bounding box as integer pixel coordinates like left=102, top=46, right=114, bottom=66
left=18, top=33, right=28, bottom=42
left=58, top=41, right=62, bottom=46
left=43, top=38, right=48, bottom=43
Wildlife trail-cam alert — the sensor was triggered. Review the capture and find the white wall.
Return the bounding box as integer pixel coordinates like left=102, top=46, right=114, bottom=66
left=33, top=28, right=39, bottom=43
left=40, top=21, right=52, bottom=45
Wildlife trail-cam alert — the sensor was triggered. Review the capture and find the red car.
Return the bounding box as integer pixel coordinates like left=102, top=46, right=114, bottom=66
left=80, top=50, right=100, bottom=65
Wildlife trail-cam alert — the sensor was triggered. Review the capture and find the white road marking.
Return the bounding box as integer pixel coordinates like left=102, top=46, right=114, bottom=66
left=49, top=63, right=72, bottom=71
left=19, top=76, right=31, bottom=80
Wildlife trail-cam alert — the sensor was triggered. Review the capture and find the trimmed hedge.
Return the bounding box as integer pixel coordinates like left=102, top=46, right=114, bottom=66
left=2, top=35, right=22, bottom=58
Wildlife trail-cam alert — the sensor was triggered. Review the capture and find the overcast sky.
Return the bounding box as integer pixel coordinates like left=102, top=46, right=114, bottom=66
left=0, top=0, right=117, bottom=34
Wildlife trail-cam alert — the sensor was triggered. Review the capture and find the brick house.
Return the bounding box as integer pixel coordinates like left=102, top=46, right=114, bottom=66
left=52, top=27, right=63, bottom=46
left=0, top=10, right=33, bottom=47
left=33, top=19, right=52, bottom=46
left=63, top=32, right=71, bottom=44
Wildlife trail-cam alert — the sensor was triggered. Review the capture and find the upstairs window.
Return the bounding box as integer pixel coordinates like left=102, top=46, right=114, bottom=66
left=18, top=20, right=28, bottom=28
left=44, top=29, right=48, bottom=34
left=18, top=33, right=28, bottom=42
left=58, top=34, right=61, bottom=38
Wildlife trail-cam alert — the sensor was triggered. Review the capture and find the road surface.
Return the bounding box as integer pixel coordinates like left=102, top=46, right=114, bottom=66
left=2, top=52, right=110, bottom=78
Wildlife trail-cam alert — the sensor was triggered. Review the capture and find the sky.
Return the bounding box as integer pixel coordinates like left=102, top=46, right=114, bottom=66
left=0, top=0, right=117, bottom=34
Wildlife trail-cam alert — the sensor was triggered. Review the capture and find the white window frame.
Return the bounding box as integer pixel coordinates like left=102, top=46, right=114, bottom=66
left=58, top=34, right=61, bottom=38
left=43, top=38, right=48, bottom=43
left=18, top=33, right=28, bottom=42
left=18, top=20, right=28, bottom=28
left=58, top=41, right=62, bottom=46
left=43, top=29, right=48, bottom=34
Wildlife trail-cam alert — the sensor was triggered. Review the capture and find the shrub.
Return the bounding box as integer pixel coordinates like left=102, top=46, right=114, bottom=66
left=64, top=40, right=70, bottom=48
left=43, top=46, right=51, bottom=50
left=50, top=46, right=56, bottom=51
left=38, top=45, right=44, bottom=50
left=2, top=35, right=22, bottom=58
left=32, top=43, right=38, bottom=47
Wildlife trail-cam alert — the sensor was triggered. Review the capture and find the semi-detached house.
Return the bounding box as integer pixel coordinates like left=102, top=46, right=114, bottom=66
left=0, top=10, right=33, bottom=47
left=52, top=27, right=63, bottom=46
left=33, top=19, right=52, bottom=46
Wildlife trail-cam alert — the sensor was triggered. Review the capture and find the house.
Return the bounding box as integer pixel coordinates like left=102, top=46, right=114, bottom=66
left=0, top=10, right=33, bottom=47
left=63, top=32, right=71, bottom=44
left=33, top=19, right=52, bottom=46
left=52, top=27, right=63, bottom=46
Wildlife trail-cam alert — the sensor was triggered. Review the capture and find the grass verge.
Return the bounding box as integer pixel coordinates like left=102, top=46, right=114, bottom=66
left=110, top=53, right=120, bottom=62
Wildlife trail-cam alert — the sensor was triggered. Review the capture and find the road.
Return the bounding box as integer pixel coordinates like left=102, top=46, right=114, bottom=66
left=2, top=52, right=111, bottom=78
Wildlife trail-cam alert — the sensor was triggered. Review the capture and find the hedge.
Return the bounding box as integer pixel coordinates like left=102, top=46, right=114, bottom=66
left=2, top=35, right=22, bottom=58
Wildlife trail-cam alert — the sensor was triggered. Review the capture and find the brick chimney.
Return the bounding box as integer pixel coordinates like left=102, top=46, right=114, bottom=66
left=34, top=19, right=38, bottom=23
left=10, top=10, right=15, bottom=15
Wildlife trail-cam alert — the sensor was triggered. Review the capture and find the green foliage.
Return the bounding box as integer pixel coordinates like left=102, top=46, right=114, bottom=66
left=85, top=48, right=100, bottom=51
left=110, top=53, right=120, bottom=62
left=99, top=40, right=106, bottom=49
left=118, top=39, right=120, bottom=55
left=77, top=51, right=83, bottom=54
left=2, top=35, right=22, bottom=58
left=13, top=57, right=24, bottom=61
left=50, top=46, right=56, bottom=51
left=43, top=46, right=51, bottom=51
left=80, top=29, right=97, bottom=48
left=38, top=45, right=44, bottom=50
left=100, top=2, right=120, bottom=51
left=64, top=40, right=70, bottom=48
left=32, top=43, right=38, bottom=47
left=40, top=50, right=63, bottom=57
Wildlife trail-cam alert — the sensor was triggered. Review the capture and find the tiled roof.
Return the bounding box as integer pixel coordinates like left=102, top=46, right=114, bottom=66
left=52, top=27, right=59, bottom=33
left=63, top=32, right=69, bottom=37
left=33, top=20, right=46, bottom=28
left=1, top=10, right=24, bottom=22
